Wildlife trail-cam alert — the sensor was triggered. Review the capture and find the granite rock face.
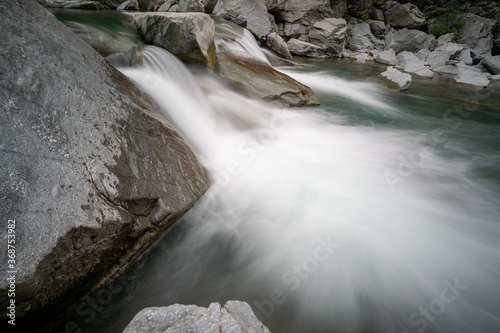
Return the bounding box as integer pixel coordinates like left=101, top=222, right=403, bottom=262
left=123, top=301, right=271, bottom=333
left=0, top=0, right=209, bottom=319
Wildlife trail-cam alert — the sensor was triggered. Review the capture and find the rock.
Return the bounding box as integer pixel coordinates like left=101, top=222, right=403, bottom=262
left=457, top=13, right=496, bottom=61
left=437, top=33, right=454, bottom=47
left=435, top=42, right=464, bottom=59
left=396, top=51, right=434, bottom=78
left=0, top=0, right=209, bottom=320
left=64, top=1, right=105, bottom=9
left=309, top=18, right=347, bottom=57
left=123, top=301, right=271, bottom=333
left=287, top=38, right=324, bottom=57
left=347, top=0, right=373, bottom=19
left=284, top=23, right=308, bottom=39
left=370, top=7, right=384, bottom=21
left=264, top=0, right=335, bottom=26
left=367, top=20, right=386, bottom=37
left=117, top=0, right=139, bottom=10
left=383, top=1, right=426, bottom=30
left=454, top=67, right=490, bottom=87
left=372, top=49, right=398, bottom=66
left=266, top=32, right=292, bottom=59
left=213, top=0, right=271, bottom=39
left=177, top=0, right=205, bottom=12
left=215, top=51, right=320, bottom=107
left=492, top=74, right=500, bottom=81
left=127, top=12, right=216, bottom=69
left=433, top=65, right=459, bottom=75
left=346, top=22, right=383, bottom=53
left=425, top=50, right=451, bottom=69
left=415, top=49, right=430, bottom=62
left=458, top=49, right=473, bottom=65
left=385, top=29, right=435, bottom=54
left=230, top=15, right=247, bottom=28
left=380, top=66, right=412, bottom=91
left=480, top=55, right=500, bottom=74
left=158, top=0, right=175, bottom=11
left=203, top=0, right=218, bottom=12
left=330, top=0, right=347, bottom=18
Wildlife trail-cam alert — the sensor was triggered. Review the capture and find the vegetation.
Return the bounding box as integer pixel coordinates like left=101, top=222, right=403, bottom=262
left=428, top=9, right=465, bottom=39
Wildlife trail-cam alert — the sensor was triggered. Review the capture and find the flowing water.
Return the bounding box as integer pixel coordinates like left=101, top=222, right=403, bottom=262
left=51, top=11, right=500, bottom=333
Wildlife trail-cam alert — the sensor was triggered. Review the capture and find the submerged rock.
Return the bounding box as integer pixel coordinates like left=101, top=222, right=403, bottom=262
left=0, top=0, right=209, bottom=320
left=127, top=12, right=216, bottom=68
left=215, top=51, right=320, bottom=107
left=380, top=66, right=412, bottom=91
left=123, top=301, right=271, bottom=333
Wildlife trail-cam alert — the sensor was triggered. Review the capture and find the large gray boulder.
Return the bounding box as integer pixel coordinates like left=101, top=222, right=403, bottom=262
left=383, top=1, right=426, bottom=30
left=177, top=0, right=205, bottom=12
left=435, top=42, right=463, bottom=59
left=264, top=0, right=334, bottom=26
left=457, top=13, right=496, bottom=61
left=215, top=51, right=320, bottom=107
left=123, top=301, right=271, bottom=333
left=385, top=29, right=435, bottom=54
left=481, top=55, right=500, bottom=74
left=117, top=0, right=139, bottom=11
left=0, top=0, right=209, bottom=319
left=126, top=12, right=216, bottom=69
left=380, top=66, right=412, bottom=91
left=425, top=50, right=451, bottom=69
left=287, top=38, right=324, bottom=57
left=346, top=22, right=383, bottom=53
left=309, top=18, right=347, bottom=57
left=396, top=51, right=434, bottom=78
left=213, top=0, right=271, bottom=39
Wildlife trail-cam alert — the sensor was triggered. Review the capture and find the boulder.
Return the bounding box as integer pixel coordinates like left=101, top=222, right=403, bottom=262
left=158, top=0, right=175, bottom=11
left=213, top=0, right=271, bottom=39
left=287, top=38, right=324, bottom=57
left=433, top=65, right=459, bottom=75
left=177, top=0, right=205, bottom=12
left=123, top=301, right=271, bottom=333
left=396, top=51, right=434, bottom=78
left=385, top=29, right=435, bottom=54
left=415, top=49, right=430, bottom=62
left=435, top=42, right=464, bottom=59
left=215, top=51, right=320, bottom=107
left=457, top=13, right=496, bottom=61
left=492, top=74, right=500, bottom=81
left=454, top=67, right=490, bottom=87
left=425, top=50, right=451, bottom=69
left=437, top=33, right=454, bottom=47
left=372, top=49, right=398, bottom=66
left=367, top=19, right=386, bottom=37
left=266, top=32, right=292, bottom=59
left=383, top=1, right=426, bottom=30
left=347, top=0, right=373, bottom=19
left=203, top=0, right=218, bottom=12
left=458, top=48, right=473, bottom=65
left=380, top=66, right=412, bottom=91
left=480, top=55, right=500, bottom=74
left=346, top=22, right=383, bottom=53
left=264, top=0, right=335, bottom=26
left=309, top=18, right=347, bottom=57
left=0, top=0, right=209, bottom=320
left=64, top=1, right=104, bottom=9
left=117, top=0, right=139, bottom=11
left=127, top=12, right=216, bottom=69
left=284, top=23, right=309, bottom=39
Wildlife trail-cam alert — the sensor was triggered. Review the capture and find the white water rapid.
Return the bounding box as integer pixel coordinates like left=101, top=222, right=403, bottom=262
left=115, top=41, right=500, bottom=333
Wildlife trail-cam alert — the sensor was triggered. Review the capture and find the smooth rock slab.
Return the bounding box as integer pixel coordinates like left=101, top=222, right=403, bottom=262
left=215, top=51, right=320, bottom=107
left=123, top=301, right=271, bottom=333
left=127, top=12, right=216, bottom=68
left=380, top=66, right=412, bottom=91
left=397, top=51, right=433, bottom=77
left=372, top=49, right=398, bottom=66
left=454, top=68, right=490, bottom=87
left=425, top=50, right=451, bottom=69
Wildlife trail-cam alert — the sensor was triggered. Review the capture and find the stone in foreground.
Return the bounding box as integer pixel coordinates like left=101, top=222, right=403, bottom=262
left=380, top=66, right=412, bottom=91
left=123, top=301, right=271, bottom=333
left=215, top=51, right=320, bottom=107
left=127, top=12, right=216, bottom=69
